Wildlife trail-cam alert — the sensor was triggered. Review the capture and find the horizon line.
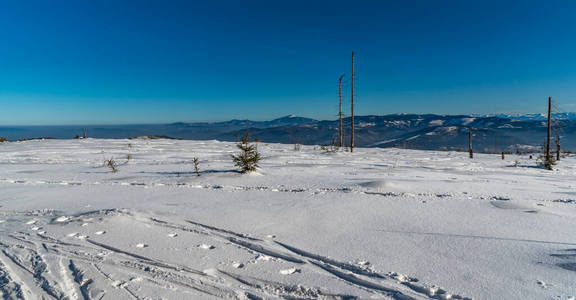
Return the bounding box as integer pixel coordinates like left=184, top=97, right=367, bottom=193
left=0, top=112, right=574, bottom=127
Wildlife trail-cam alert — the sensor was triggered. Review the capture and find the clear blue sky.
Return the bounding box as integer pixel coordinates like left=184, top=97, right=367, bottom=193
left=1, top=0, right=575, bottom=125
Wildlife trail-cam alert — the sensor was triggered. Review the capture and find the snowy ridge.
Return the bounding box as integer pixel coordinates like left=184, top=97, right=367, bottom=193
left=0, top=139, right=575, bottom=299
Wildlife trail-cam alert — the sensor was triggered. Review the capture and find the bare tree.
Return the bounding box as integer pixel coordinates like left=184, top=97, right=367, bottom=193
left=104, top=158, right=118, bottom=173
left=338, top=74, right=345, bottom=148
left=350, top=51, right=355, bottom=152
left=556, top=135, right=561, bottom=161
left=193, top=157, right=200, bottom=176
left=545, top=97, right=552, bottom=167
left=542, top=97, right=556, bottom=170
left=468, top=128, right=473, bottom=159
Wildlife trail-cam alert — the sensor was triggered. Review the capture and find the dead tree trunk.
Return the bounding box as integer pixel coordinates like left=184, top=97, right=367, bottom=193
left=468, top=129, right=473, bottom=159
left=556, top=135, right=561, bottom=161
left=338, top=74, right=345, bottom=148
left=350, top=51, right=355, bottom=152
left=546, top=97, right=552, bottom=166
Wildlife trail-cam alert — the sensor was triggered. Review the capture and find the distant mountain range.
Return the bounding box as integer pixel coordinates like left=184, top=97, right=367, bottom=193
left=1, top=114, right=575, bottom=152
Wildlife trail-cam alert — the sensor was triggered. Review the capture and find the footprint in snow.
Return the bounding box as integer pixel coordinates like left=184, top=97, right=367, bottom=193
left=537, top=280, right=548, bottom=288
left=54, top=216, right=70, bottom=222
left=67, top=232, right=87, bottom=239
left=136, top=243, right=148, bottom=248
left=279, top=267, right=301, bottom=275
left=256, top=255, right=272, bottom=262
left=388, top=272, right=412, bottom=282
left=111, top=280, right=126, bottom=288
left=198, top=244, right=214, bottom=250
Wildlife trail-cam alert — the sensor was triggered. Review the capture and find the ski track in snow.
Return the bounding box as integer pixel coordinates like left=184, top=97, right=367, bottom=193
left=0, top=208, right=471, bottom=299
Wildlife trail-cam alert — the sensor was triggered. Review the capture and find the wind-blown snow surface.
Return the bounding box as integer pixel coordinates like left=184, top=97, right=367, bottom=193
left=0, top=139, right=575, bottom=300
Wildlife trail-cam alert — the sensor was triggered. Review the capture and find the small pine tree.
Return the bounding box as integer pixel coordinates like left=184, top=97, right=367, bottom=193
left=538, top=144, right=556, bottom=170
left=542, top=154, right=556, bottom=170
left=232, top=131, right=261, bottom=173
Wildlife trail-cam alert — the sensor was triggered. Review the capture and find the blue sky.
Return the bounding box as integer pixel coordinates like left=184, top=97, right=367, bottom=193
left=1, top=0, right=575, bottom=125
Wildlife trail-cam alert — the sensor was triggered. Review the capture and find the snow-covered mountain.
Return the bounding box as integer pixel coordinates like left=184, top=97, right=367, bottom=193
left=1, top=113, right=575, bottom=151
left=476, top=112, right=576, bottom=121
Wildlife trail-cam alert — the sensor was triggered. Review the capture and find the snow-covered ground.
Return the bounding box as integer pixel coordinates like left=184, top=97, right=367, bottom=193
left=0, top=139, right=575, bottom=299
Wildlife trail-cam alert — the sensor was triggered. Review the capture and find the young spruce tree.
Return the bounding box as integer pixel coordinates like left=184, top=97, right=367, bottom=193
left=232, top=131, right=261, bottom=173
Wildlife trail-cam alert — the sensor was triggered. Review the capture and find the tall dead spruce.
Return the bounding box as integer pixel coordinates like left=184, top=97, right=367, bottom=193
left=232, top=131, right=261, bottom=173
left=543, top=96, right=556, bottom=170
left=338, top=74, right=345, bottom=148
left=468, top=128, right=473, bottom=159
left=350, top=51, right=355, bottom=152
